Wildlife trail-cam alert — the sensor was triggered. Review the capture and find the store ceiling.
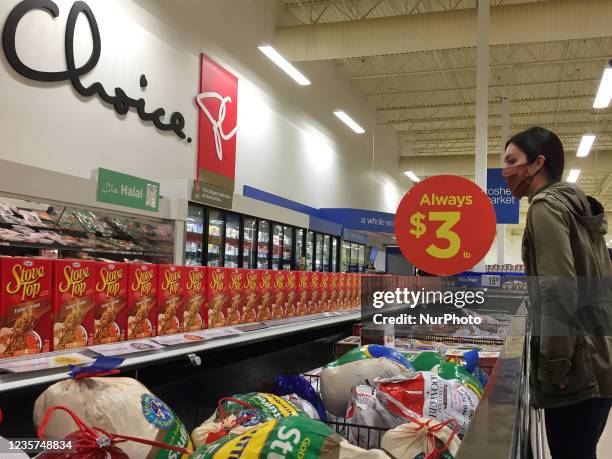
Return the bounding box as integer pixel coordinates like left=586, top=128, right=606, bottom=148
left=279, top=0, right=612, bottom=210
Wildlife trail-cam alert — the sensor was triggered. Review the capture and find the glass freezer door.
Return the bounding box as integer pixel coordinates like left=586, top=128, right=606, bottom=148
left=342, top=241, right=351, bottom=272
left=331, top=237, right=338, bottom=272
left=322, top=235, right=331, bottom=272
left=358, top=244, right=366, bottom=272
left=272, top=224, right=283, bottom=270
left=185, top=204, right=204, bottom=266
left=315, top=233, right=324, bottom=272
left=243, top=217, right=257, bottom=269
left=207, top=209, right=224, bottom=267
left=224, top=213, right=240, bottom=268
left=296, top=228, right=305, bottom=268
left=306, top=231, right=314, bottom=271
left=350, top=243, right=360, bottom=272
left=257, top=220, right=270, bottom=269
left=282, top=225, right=293, bottom=270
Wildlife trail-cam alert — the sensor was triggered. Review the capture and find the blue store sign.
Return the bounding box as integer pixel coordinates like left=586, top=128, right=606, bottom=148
left=487, top=168, right=519, bottom=224
left=319, top=208, right=395, bottom=234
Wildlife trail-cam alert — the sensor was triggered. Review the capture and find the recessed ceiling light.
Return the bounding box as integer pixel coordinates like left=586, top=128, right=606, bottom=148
left=567, top=169, right=581, bottom=183
left=577, top=134, right=596, bottom=157
left=404, top=171, right=420, bottom=182
left=333, top=110, right=365, bottom=134
left=257, top=45, right=311, bottom=86
left=594, top=65, right=612, bottom=109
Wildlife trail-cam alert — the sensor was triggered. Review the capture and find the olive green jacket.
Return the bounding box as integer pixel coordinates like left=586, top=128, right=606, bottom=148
left=522, top=181, right=612, bottom=408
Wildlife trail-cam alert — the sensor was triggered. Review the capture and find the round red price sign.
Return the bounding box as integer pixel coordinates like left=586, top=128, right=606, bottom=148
left=395, top=175, right=496, bottom=276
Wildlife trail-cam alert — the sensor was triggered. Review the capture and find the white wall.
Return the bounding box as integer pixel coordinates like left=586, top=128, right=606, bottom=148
left=0, top=0, right=405, bottom=215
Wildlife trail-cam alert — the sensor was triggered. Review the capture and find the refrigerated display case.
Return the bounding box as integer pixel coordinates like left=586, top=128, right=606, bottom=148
left=224, top=213, right=240, bottom=268
left=306, top=230, right=314, bottom=271
left=282, top=225, right=293, bottom=270
left=207, top=209, right=224, bottom=267
left=271, top=224, right=283, bottom=269
left=296, top=228, right=305, bottom=267
left=257, top=219, right=270, bottom=269
left=322, top=235, right=331, bottom=272
left=341, top=241, right=351, bottom=272
left=242, top=217, right=257, bottom=269
left=185, top=204, right=204, bottom=266
left=0, top=194, right=175, bottom=263
left=358, top=244, right=365, bottom=272
left=331, top=238, right=338, bottom=272
left=315, top=233, right=324, bottom=271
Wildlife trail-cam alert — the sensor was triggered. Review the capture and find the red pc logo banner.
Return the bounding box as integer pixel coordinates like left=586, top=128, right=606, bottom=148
left=196, top=53, right=239, bottom=190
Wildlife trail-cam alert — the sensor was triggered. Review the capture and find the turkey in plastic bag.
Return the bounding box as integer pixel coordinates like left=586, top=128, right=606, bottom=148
left=33, top=377, right=192, bottom=459
left=192, top=393, right=307, bottom=447
left=321, top=345, right=414, bottom=416
left=191, top=416, right=390, bottom=459
left=381, top=416, right=461, bottom=459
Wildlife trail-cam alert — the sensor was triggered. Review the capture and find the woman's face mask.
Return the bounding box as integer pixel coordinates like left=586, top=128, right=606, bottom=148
left=502, top=163, right=535, bottom=199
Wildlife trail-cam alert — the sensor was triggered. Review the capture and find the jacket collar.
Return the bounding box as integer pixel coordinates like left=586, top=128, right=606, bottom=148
left=528, top=180, right=555, bottom=203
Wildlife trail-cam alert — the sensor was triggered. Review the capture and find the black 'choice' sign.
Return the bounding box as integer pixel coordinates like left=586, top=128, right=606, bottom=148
left=2, top=0, right=191, bottom=142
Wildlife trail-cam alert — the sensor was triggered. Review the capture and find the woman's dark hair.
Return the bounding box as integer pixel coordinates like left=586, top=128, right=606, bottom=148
left=505, top=126, right=565, bottom=182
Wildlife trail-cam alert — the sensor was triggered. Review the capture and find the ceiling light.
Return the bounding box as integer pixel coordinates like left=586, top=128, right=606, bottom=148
left=593, top=63, right=612, bottom=109
left=333, top=111, right=365, bottom=134
left=404, top=171, right=420, bottom=182
left=577, top=134, right=596, bottom=157
left=257, top=45, right=311, bottom=86
left=567, top=169, right=581, bottom=183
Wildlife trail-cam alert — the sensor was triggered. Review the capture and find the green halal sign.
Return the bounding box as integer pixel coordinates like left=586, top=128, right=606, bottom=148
left=96, top=168, right=160, bottom=212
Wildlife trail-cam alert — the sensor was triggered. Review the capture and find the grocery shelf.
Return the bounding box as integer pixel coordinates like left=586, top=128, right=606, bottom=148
left=0, top=310, right=360, bottom=393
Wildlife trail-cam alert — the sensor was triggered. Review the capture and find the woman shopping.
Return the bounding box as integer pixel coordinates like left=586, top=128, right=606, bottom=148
left=502, top=126, right=612, bottom=459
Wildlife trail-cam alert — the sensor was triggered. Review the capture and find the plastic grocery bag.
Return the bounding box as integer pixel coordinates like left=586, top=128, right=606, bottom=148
left=327, top=345, right=415, bottom=370
left=375, top=373, right=479, bottom=436
left=192, top=393, right=306, bottom=447
left=409, top=352, right=484, bottom=397
left=275, top=374, right=327, bottom=421
left=321, top=345, right=414, bottom=417
left=381, top=417, right=461, bottom=459
left=191, top=417, right=390, bottom=459
left=283, top=394, right=320, bottom=420
left=33, top=377, right=192, bottom=459
left=35, top=405, right=192, bottom=459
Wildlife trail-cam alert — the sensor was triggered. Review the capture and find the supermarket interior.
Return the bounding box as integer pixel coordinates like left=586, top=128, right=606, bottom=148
left=0, top=0, right=611, bottom=457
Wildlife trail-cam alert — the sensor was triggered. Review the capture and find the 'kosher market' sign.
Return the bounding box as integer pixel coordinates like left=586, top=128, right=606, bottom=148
left=487, top=168, right=519, bottom=224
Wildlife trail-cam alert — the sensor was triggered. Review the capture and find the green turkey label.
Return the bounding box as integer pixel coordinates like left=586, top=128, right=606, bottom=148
left=192, top=417, right=336, bottom=459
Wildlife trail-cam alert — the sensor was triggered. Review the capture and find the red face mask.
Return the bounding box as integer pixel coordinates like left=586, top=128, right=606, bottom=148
left=502, top=164, right=534, bottom=199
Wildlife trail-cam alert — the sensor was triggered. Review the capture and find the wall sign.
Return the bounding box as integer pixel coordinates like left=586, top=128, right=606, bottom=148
left=191, top=180, right=233, bottom=209
left=197, top=54, right=239, bottom=190
left=318, top=208, right=395, bottom=234
left=2, top=0, right=190, bottom=142
left=96, top=168, right=160, bottom=212
left=487, top=168, right=519, bottom=224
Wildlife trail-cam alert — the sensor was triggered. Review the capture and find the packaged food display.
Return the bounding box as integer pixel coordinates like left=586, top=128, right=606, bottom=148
left=53, top=259, right=96, bottom=350
left=320, top=272, right=330, bottom=313
left=94, top=262, right=128, bottom=344
left=296, top=271, right=309, bottom=316
left=207, top=267, right=228, bottom=328
left=127, top=263, right=158, bottom=339
left=330, top=273, right=339, bottom=309
left=338, top=273, right=346, bottom=310
left=0, top=257, right=53, bottom=357
left=33, top=376, right=192, bottom=458
left=258, top=269, right=273, bottom=321
left=227, top=269, right=243, bottom=325
left=158, top=265, right=185, bottom=336
left=285, top=271, right=297, bottom=317
left=320, top=345, right=415, bottom=417
left=308, top=271, right=320, bottom=314
left=242, top=269, right=259, bottom=323
left=184, top=266, right=206, bottom=332
left=192, top=392, right=307, bottom=447
left=191, top=417, right=390, bottom=459
left=271, top=270, right=286, bottom=320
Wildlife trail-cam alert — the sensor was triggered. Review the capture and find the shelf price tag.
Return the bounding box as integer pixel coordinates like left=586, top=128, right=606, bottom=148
left=395, top=175, right=496, bottom=276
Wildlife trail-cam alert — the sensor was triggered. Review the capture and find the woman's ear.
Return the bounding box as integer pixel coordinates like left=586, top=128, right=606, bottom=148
left=532, top=154, right=547, bottom=175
